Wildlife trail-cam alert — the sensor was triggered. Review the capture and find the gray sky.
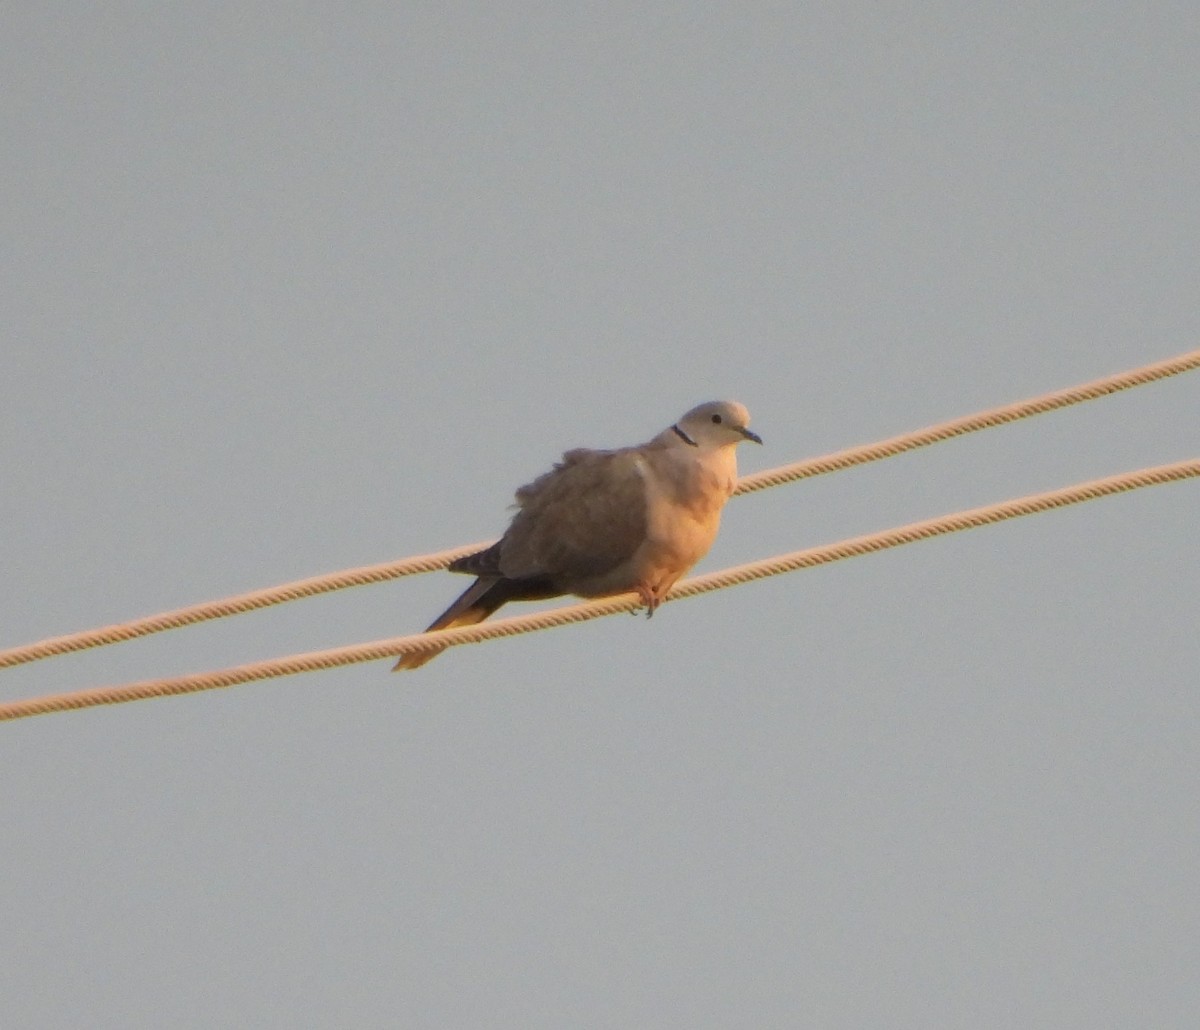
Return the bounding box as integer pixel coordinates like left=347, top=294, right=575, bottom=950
left=3, top=3, right=1199, bottom=1027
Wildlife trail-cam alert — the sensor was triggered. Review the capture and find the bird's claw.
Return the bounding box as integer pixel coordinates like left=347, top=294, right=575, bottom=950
left=636, top=585, right=661, bottom=618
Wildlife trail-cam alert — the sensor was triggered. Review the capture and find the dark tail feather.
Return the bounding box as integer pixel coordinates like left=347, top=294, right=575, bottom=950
left=392, top=576, right=558, bottom=671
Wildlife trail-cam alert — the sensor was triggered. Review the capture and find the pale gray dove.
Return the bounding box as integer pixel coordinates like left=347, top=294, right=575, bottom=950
left=393, top=400, right=761, bottom=670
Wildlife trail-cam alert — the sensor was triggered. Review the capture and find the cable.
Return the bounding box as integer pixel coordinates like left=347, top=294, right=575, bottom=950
left=734, top=347, right=1200, bottom=494
left=2, top=458, right=1195, bottom=722
left=1, top=348, right=1197, bottom=671
left=0, top=541, right=493, bottom=670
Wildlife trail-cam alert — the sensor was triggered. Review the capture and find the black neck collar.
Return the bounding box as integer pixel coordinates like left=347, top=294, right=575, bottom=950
left=671, top=424, right=698, bottom=447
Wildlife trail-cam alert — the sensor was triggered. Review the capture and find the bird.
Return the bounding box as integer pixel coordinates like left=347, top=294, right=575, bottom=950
left=393, top=400, right=762, bottom=669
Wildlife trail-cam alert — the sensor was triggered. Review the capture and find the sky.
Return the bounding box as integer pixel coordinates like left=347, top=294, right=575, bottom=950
left=3, top=3, right=1199, bottom=1027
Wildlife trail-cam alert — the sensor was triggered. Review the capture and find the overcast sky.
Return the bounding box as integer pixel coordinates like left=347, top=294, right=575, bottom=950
left=3, top=3, right=1199, bottom=1027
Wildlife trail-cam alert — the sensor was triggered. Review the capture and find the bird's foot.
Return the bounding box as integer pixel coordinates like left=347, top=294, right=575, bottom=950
left=636, top=584, right=662, bottom=619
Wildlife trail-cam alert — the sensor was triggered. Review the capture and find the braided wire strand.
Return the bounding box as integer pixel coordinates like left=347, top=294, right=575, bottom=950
left=0, top=541, right=493, bottom=670
left=734, top=348, right=1200, bottom=495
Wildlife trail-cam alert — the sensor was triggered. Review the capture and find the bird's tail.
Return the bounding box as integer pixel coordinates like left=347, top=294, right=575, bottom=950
left=392, top=578, right=512, bottom=671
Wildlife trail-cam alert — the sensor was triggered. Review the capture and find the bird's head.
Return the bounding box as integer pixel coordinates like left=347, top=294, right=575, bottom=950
left=671, top=401, right=762, bottom=449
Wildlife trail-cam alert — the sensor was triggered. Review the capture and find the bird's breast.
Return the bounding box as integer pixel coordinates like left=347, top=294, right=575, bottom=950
left=636, top=455, right=733, bottom=566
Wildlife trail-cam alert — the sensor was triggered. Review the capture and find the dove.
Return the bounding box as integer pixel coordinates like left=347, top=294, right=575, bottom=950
left=393, top=400, right=761, bottom=669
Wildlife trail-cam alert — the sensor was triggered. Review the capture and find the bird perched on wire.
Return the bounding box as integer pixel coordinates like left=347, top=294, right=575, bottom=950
left=393, top=400, right=762, bottom=669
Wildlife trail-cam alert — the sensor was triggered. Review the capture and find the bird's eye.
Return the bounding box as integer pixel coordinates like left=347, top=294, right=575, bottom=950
left=711, top=414, right=723, bottom=424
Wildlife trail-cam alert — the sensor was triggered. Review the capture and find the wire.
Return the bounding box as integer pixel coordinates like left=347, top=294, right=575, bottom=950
left=2, top=458, right=1195, bottom=722
left=1, top=347, right=1197, bottom=671
left=734, top=347, right=1200, bottom=495
left=0, top=541, right=493, bottom=670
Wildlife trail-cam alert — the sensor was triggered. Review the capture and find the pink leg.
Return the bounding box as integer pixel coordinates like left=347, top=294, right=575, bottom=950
left=635, top=583, right=660, bottom=617
left=636, top=582, right=672, bottom=618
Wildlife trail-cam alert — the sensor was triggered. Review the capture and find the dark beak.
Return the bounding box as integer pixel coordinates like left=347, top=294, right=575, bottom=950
left=740, top=427, right=763, bottom=445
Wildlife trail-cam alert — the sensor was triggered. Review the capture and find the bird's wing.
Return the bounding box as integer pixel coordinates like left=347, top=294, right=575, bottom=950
left=498, top=447, right=652, bottom=589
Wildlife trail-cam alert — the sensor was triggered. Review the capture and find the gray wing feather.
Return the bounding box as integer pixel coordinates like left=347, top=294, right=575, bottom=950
left=499, top=447, right=649, bottom=586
